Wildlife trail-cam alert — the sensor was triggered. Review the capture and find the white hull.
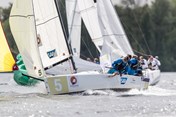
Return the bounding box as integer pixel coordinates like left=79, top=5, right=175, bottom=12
left=44, top=72, right=149, bottom=95
left=143, top=69, right=161, bottom=86
left=0, top=72, right=14, bottom=85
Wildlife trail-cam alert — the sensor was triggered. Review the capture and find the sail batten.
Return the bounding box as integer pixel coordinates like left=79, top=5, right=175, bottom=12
left=36, top=16, right=59, bottom=26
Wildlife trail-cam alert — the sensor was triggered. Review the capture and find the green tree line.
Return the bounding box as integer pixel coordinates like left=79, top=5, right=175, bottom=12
left=1, top=0, right=176, bottom=71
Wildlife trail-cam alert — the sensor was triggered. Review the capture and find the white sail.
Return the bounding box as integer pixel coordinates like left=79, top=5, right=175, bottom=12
left=33, top=0, right=71, bottom=68
left=66, top=0, right=82, bottom=57
left=97, top=0, right=134, bottom=60
left=9, top=0, right=45, bottom=78
left=77, top=0, right=103, bottom=51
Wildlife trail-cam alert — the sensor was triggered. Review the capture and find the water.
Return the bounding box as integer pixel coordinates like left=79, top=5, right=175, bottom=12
left=0, top=72, right=176, bottom=117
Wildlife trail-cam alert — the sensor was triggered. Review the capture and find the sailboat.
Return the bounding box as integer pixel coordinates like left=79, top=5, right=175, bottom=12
left=0, top=21, right=15, bottom=84
left=66, top=0, right=160, bottom=86
left=9, top=0, right=149, bottom=95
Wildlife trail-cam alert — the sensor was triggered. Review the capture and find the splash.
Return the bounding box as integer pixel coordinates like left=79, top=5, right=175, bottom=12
left=0, top=79, right=47, bottom=95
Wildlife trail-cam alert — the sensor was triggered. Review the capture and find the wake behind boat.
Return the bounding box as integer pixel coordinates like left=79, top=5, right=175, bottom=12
left=143, top=69, right=161, bottom=86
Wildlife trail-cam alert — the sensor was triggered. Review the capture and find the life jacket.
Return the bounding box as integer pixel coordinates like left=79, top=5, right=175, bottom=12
left=129, top=58, right=139, bottom=70
left=112, top=58, right=127, bottom=74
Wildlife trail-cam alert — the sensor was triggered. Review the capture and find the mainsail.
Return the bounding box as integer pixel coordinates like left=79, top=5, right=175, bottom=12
left=97, top=0, right=134, bottom=61
left=10, top=0, right=99, bottom=76
left=33, top=0, right=72, bottom=68
left=77, top=0, right=103, bottom=52
left=0, top=22, right=15, bottom=72
left=74, top=0, right=134, bottom=61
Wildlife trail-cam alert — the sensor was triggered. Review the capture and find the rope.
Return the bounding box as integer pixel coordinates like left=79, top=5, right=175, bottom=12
left=82, top=36, right=95, bottom=59
left=131, top=9, right=151, bottom=55
left=133, top=49, right=150, bottom=57
left=128, top=1, right=151, bottom=55
left=120, top=20, right=146, bottom=54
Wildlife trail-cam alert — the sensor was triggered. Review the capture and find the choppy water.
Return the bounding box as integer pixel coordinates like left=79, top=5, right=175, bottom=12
left=0, top=72, right=176, bottom=117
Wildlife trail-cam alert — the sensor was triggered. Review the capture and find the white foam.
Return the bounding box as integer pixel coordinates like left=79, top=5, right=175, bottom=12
left=0, top=79, right=47, bottom=94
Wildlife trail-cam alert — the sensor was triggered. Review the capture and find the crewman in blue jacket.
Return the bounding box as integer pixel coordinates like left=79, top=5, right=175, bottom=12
left=108, top=56, right=128, bottom=76
left=128, top=55, right=142, bottom=76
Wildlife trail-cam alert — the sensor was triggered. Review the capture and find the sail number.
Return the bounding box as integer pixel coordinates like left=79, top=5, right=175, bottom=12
left=54, top=79, right=63, bottom=92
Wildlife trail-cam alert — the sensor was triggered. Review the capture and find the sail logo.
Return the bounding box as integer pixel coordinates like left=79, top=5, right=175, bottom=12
left=69, top=76, right=79, bottom=87
left=47, top=49, right=57, bottom=58
left=37, top=34, right=42, bottom=46
left=120, top=77, right=128, bottom=85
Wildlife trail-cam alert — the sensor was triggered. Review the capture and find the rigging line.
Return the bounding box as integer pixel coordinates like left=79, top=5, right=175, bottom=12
left=80, top=53, right=89, bottom=59
left=10, top=15, right=34, bottom=18
left=55, top=0, right=77, bottom=72
left=60, top=0, right=97, bottom=59
left=91, top=34, right=131, bottom=41
left=81, top=37, right=95, bottom=59
left=120, top=20, right=146, bottom=54
left=133, top=49, right=150, bottom=57
left=130, top=4, right=151, bottom=55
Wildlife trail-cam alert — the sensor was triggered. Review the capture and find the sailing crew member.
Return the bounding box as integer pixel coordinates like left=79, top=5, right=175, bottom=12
left=128, top=55, right=142, bottom=76
left=94, top=58, right=100, bottom=64
left=86, top=58, right=92, bottom=62
left=154, top=56, right=161, bottom=69
left=148, top=55, right=159, bottom=70
left=108, top=56, right=128, bottom=77
left=13, top=54, right=38, bottom=86
left=139, top=56, right=148, bottom=70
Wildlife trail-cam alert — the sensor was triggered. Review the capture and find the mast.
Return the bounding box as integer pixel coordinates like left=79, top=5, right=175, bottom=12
left=54, top=0, right=77, bottom=73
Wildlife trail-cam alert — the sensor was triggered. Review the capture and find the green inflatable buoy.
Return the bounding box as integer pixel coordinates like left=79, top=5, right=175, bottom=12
left=13, top=54, right=39, bottom=86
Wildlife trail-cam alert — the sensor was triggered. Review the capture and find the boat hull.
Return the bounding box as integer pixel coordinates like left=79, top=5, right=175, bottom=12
left=44, top=73, right=149, bottom=95
left=143, top=69, right=161, bottom=86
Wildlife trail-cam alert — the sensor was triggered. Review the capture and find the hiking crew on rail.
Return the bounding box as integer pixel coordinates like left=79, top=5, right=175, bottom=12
left=108, top=55, right=161, bottom=76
